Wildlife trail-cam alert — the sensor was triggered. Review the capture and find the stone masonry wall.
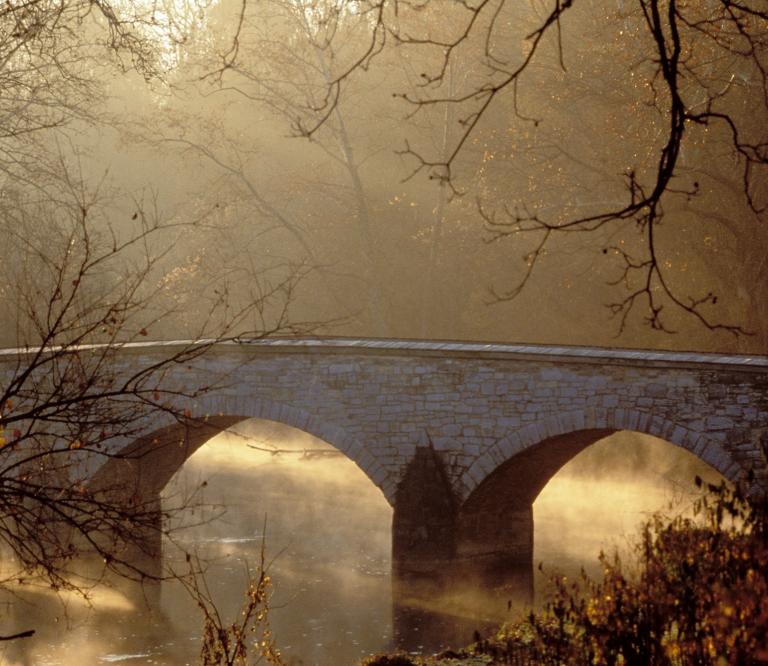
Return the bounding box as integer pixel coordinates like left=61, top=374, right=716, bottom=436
left=3, top=340, right=767, bottom=504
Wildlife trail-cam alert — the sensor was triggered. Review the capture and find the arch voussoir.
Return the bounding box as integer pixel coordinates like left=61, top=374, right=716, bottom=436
left=460, top=408, right=744, bottom=501
left=90, top=392, right=395, bottom=506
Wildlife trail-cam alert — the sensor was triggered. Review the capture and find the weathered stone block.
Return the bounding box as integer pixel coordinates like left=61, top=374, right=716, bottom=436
left=706, top=415, right=734, bottom=430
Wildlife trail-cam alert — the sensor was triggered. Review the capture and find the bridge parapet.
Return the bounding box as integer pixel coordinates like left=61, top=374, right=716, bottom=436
left=2, top=338, right=767, bottom=503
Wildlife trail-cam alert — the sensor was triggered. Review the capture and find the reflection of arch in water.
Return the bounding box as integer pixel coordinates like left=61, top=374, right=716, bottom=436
left=89, top=395, right=394, bottom=507
left=453, top=409, right=735, bottom=608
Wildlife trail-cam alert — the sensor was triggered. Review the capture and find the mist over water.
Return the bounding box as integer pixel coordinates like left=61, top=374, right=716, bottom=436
left=534, top=432, right=724, bottom=600
left=0, top=0, right=761, bottom=662
left=0, top=423, right=723, bottom=665
left=161, top=421, right=393, bottom=666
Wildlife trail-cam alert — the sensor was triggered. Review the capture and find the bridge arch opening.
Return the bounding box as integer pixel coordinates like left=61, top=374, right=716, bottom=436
left=157, top=417, right=394, bottom=666
left=533, top=431, right=726, bottom=593
left=86, top=402, right=398, bottom=662
left=89, top=396, right=395, bottom=506
left=455, top=424, right=729, bottom=619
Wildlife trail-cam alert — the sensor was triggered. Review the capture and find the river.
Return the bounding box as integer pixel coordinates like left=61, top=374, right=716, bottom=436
left=0, top=422, right=720, bottom=665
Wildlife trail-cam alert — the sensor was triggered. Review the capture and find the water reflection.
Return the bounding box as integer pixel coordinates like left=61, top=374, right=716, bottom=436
left=160, top=421, right=393, bottom=666
left=0, top=426, right=723, bottom=665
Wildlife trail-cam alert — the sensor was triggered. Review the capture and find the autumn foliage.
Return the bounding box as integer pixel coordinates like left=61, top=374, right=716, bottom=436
left=362, top=473, right=767, bottom=666
left=478, top=477, right=768, bottom=665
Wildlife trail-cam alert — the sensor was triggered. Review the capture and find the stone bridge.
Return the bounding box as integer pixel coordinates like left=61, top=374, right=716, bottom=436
left=91, top=338, right=768, bottom=601
left=5, top=338, right=768, bottom=609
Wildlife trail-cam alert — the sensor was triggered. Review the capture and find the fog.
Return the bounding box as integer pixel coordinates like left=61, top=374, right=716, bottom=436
left=534, top=432, right=725, bottom=589
left=0, top=423, right=725, bottom=665
left=0, top=0, right=763, bottom=663
left=1, top=0, right=765, bottom=352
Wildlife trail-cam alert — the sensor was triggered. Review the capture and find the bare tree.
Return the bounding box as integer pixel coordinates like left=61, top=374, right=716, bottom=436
left=259, top=0, right=767, bottom=341
left=164, top=0, right=506, bottom=340
left=0, top=0, right=316, bottom=605
left=0, top=157, right=313, bottom=595
left=151, top=0, right=397, bottom=336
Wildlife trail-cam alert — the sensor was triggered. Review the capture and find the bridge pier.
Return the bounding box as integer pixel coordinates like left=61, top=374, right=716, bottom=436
left=391, top=445, right=536, bottom=649
left=392, top=447, right=456, bottom=600
left=455, top=503, right=534, bottom=614
left=392, top=445, right=459, bottom=649
left=94, top=493, right=164, bottom=610
left=119, top=495, right=164, bottom=583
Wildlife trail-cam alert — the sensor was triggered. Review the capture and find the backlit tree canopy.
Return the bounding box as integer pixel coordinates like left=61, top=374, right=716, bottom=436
left=207, top=0, right=766, bottom=343
left=3, top=0, right=766, bottom=350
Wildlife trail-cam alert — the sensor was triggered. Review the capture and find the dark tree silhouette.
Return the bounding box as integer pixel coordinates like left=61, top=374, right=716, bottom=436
left=212, top=0, right=766, bottom=338
left=0, top=0, right=314, bottom=599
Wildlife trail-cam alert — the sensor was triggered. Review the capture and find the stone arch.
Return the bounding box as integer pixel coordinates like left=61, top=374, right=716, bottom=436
left=452, top=408, right=740, bottom=608
left=89, top=393, right=395, bottom=505
left=460, top=408, right=741, bottom=502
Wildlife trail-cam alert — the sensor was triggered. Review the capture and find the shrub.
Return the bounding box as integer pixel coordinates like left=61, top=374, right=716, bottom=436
left=488, top=477, right=768, bottom=665
left=362, top=655, right=418, bottom=666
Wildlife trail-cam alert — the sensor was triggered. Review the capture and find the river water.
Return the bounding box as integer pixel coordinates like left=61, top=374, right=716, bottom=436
left=0, top=422, right=721, bottom=665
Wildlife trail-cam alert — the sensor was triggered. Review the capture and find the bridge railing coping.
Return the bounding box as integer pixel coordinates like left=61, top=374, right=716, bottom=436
left=1, top=337, right=767, bottom=369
